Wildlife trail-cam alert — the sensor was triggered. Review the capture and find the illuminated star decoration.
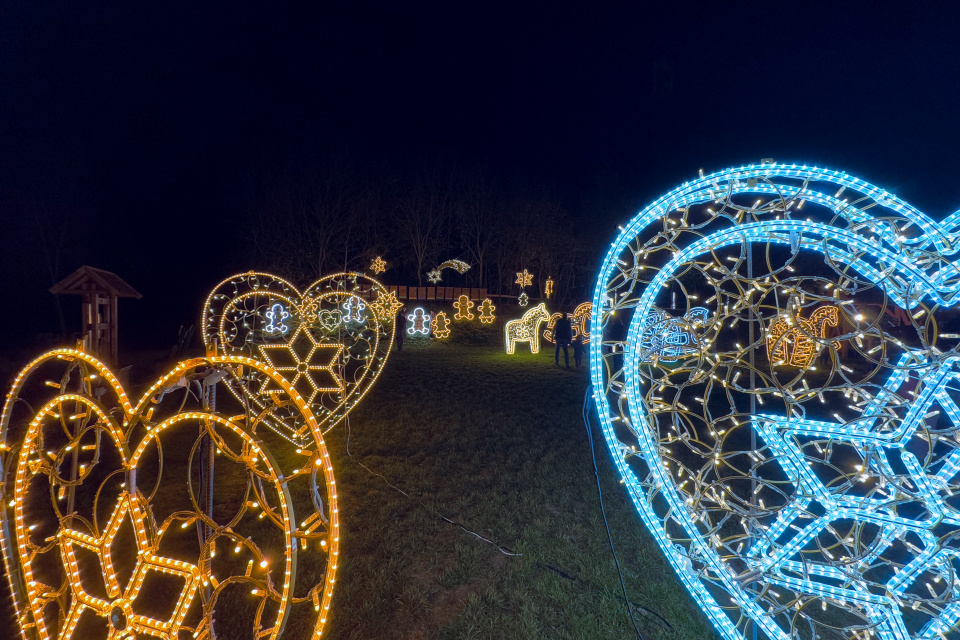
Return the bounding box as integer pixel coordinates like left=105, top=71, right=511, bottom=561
left=264, top=302, right=290, bottom=334
left=370, top=256, right=387, bottom=274
left=369, top=288, right=404, bottom=321
left=453, top=294, right=475, bottom=320
left=477, top=298, right=496, bottom=324
left=258, top=325, right=344, bottom=404
left=431, top=311, right=451, bottom=338
left=59, top=492, right=202, bottom=639
left=407, top=307, right=431, bottom=335
left=518, top=292, right=529, bottom=307
left=427, top=259, right=470, bottom=284
left=515, top=269, right=534, bottom=287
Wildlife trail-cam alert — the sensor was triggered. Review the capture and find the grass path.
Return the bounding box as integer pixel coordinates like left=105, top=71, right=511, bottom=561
left=0, top=342, right=718, bottom=639
left=321, top=342, right=717, bottom=639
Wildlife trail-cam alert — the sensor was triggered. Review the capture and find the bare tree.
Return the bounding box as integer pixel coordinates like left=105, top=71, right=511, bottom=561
left=393, top=164, right=455, bottom=286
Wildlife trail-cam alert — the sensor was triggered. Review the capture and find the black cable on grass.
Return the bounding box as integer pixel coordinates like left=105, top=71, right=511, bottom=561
left=343, top=413, right=522, bottom=557
left=340, top=383, right=668, bottom=632
left=582, top=387, right=645, bottom=640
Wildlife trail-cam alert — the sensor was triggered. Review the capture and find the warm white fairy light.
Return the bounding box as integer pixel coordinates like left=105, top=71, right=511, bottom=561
left=369, top=256, right=387, bottom=274
left=201, top=271, right=395, bottom=435
left=431, top=311, right=451, bottom=338
left=477, top=298, right=496, bottom=324
left=453, top=295, right=475, bottom=321
left=1, top=350, right=340, bottom=640
left=505, top=303, right=550, bottom=354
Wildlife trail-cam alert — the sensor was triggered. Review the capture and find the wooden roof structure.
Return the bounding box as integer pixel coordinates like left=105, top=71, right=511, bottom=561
left=50, top=266, right=141, bottom=363
left=50, top=266, right=142, bottom=299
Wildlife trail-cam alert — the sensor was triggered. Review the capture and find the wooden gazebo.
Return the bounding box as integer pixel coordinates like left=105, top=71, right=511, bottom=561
left=50, top=266, right=141, bottom=363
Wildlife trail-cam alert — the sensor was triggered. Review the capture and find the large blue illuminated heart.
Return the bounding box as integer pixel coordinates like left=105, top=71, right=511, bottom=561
left=590, top=164, right=960, bottom=640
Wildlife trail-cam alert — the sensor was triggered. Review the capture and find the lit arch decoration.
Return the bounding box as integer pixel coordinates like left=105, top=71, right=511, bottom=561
left=590, top=163, right=960, bottom=640
left=202, top=271, right=395, bottom=444
left=0, top=349, right=340, bottom=640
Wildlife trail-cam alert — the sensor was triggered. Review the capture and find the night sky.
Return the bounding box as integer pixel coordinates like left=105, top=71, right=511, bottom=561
left=3, top=2, right=960, bottom=354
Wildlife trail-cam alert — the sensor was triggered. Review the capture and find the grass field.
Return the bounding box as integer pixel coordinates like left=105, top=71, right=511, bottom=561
left=0, top=339, right=719, bottom=640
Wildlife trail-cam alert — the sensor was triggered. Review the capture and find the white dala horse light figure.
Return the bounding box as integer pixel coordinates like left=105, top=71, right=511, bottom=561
left=505, top=303, right=550, bottom=354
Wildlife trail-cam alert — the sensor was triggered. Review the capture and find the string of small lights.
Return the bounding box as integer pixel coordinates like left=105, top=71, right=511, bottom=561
left=591, top=162, right=960, bottom=640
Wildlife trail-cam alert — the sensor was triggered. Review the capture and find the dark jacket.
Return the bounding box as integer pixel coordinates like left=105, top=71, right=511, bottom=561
left=554, top=316, right=573, bottom=343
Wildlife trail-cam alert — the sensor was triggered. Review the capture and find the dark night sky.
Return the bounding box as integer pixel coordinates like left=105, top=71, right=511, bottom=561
left=3, top=2, right=960, bottom=354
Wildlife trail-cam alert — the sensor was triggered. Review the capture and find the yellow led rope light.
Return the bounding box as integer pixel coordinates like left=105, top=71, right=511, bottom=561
left=504, top=303, right=550, bottom=354
left=2, top=350, right=340, bottom=640
left=431, top=311, right=451, bottom=338
left=369, top=256, right=387, bottom=274
left=477, top=299, right=496, bottom=324
left=766, top=305, right=840, bottom=367
left=453, top=295, right=475, bottom=320
left=515, top=269, right=534, bottom=287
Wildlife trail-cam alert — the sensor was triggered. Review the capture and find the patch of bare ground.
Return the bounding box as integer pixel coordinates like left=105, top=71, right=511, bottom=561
left=403, top=544, right=509, bottom=640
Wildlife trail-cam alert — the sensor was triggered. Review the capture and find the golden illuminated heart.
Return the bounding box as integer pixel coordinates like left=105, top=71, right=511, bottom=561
left=0, top=349, right=340, bottom=639
left=202, top=271, right=398, bottom=445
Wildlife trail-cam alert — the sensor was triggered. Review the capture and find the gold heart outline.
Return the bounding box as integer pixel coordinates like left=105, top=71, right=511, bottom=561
left=1, top=349, right=340, bottom=640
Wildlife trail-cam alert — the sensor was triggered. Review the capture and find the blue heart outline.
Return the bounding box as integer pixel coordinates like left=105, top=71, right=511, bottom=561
left=590, top=163, right=960, bottom=640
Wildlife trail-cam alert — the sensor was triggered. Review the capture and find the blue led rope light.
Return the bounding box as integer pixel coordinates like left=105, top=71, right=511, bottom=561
left=590, top=163, right=960, bottom=640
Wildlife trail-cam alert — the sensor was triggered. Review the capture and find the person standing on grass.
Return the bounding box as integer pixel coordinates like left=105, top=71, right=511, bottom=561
left=554, top=308, right=573, bottom=368
left=572, top=329, right=583, bottom=368
left=395, top=306, right=405, bottom=352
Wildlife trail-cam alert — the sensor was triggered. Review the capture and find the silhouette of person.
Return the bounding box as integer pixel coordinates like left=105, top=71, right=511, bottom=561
left=395, top=305, right=406, bottom=352
left=554, top=309, right=573, bottom=368
left=572, top=329, right=583, bottom=368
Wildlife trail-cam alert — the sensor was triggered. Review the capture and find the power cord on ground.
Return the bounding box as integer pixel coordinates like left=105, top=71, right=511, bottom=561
left=582, top=387, right=646, bottom=640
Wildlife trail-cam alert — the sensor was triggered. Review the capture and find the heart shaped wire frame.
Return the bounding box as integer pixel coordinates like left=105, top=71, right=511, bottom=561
left=590, top=164, right=960, bottom=640
left=201, top=271, right=399, bottom=446
left=0, top=349, right=340, bottom=640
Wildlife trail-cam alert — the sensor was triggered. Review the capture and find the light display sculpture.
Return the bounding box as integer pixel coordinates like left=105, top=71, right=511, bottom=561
left=426, top=259, right=470, bottom=284
left=477, top=298, right=496, bottom=324
left=431, top=311, right=451, bottom=338
left=637, top=306, right=709, bottom=363
left=369, top=256, right=387, bottom=274
left=407, top=307, right=431, bottom=335
left=590, top=163, right=960, bottom=640
left=518, top=292, right=529, bottom=307
left=0, top=349, right=340, bottom=639
left=504, top=303, right=550, bottom=354
left=453, top=294, right=475, bottom=320
left=766, top=305, right=840, bottom=367
left=544, top=277, right=554, bottom=300
left=543, top=302, right=594, bottom=345
left=515, top=269, right=534, bottom=287
left=202, top=271, right=395, bottom=442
